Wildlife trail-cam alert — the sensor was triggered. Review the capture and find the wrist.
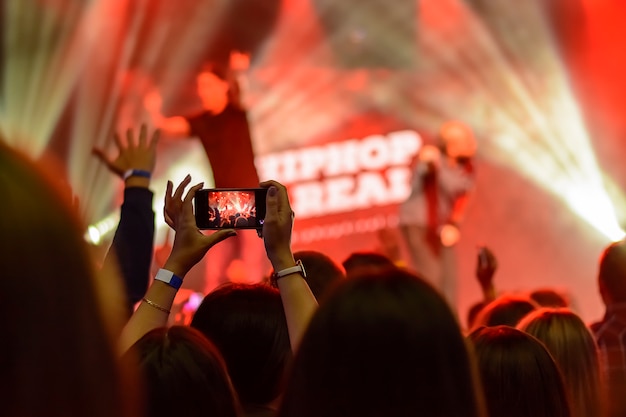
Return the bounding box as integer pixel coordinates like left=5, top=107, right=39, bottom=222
left=484, top=285, right=496, bottom=301
left=124, top=176, right=150, bottom=188
left=268, top=250, right=296, bottom=271
left=123, top=168, right=151, bottom=181
left=271, top=259, right=307, bottom=287
left=479, top=282, right=495, bottom=297
left=163, top=258, right=190, bottom=278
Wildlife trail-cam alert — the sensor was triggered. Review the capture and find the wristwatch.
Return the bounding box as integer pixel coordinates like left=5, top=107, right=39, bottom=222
left=271, top=260, right=306, bottom=286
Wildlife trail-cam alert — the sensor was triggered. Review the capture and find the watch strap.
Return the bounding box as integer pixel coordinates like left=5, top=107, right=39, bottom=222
left=272, top=259, right=306, bottom=280
left=123, top=169, right=152, bottom=181
left=155, top=268, right=183, bottom=289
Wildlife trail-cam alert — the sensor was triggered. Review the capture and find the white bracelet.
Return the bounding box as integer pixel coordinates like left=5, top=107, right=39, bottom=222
left=155, top=269, right=183, bottom=289
left=271, top=260, right=307, bottom=286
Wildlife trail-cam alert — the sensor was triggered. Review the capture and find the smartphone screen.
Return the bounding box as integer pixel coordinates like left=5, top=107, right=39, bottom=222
left=194, top=188, right=267, bottom=230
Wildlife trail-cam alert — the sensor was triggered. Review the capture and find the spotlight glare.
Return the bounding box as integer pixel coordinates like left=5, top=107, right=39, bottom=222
left=86, top=226, right=101, bottom=245
left=564, top=185, right=626, bottom=242
left=84, top=212, right=120, bottom=245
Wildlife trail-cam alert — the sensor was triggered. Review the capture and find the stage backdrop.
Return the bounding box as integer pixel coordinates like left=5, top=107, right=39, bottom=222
left=4, top=0, right=625, bottom=326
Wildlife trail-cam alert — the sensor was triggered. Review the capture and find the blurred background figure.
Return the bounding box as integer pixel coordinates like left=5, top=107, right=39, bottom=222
left=518, top=308, right=605, bottom=417
left=0, top=140, right=139, bottom=417
left=293, top=250, right=346, bottom=302
left=471, top=294, right=538, bottom=331
left=150, top=51, right=267, bottom=293
left=124, top=326, right=241, bottom=417
left=591, top=239, right=626, bottom=417
left=191, top=283, right=291, bottom=417
left=342, top=251, right=397, bottom=277
left=398, top=120, right=477, bottom=309
left=529, top=288, right=570, bottom=309
left=278, top=267, right=487, bottom=417
left=469, top=326, right=572, bottom=417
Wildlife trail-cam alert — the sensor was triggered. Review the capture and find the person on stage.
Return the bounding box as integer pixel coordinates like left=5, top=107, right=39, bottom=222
left=148, top=52, right=266, bottom=292
left=398, top=120, right=477, bottom=309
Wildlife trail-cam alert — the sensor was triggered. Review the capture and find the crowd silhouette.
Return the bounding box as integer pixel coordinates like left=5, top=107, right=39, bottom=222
left=2, top=120, right=624, bottom=417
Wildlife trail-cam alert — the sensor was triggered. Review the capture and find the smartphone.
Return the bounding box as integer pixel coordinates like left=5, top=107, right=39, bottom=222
left=194, top=188, right=267, bottom=230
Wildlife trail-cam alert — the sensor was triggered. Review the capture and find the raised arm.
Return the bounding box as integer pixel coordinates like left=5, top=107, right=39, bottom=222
left=94, top=125, right=159, bottom=315
left=261, top=180, right=318, bottom=351
left=118, top=176, right=235, bottom=353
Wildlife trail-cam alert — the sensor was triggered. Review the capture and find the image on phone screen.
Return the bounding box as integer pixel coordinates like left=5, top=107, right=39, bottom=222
left=195, top=188, right=266, bottom=229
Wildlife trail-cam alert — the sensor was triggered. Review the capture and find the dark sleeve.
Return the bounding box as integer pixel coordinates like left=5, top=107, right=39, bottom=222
left=103, top=187, right=155, bottom=313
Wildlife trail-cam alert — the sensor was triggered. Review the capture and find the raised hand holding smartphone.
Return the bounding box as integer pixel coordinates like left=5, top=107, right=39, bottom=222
left=194, top=188, right=267, bottom=230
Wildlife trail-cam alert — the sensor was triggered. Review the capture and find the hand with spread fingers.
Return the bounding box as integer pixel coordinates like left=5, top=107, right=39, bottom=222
left=163, top=176, right=236, bottom=277
left=96, top=124, right=159, bottom=315
left=119, top=175, right=235, bottom=353
left=93, top=124, right=159, bottom=187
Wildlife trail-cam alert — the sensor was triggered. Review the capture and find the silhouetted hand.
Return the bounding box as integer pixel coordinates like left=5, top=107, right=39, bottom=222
left=93, top=124, right=159, bottom=179
left=476, top=246, right=497, bottom=300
